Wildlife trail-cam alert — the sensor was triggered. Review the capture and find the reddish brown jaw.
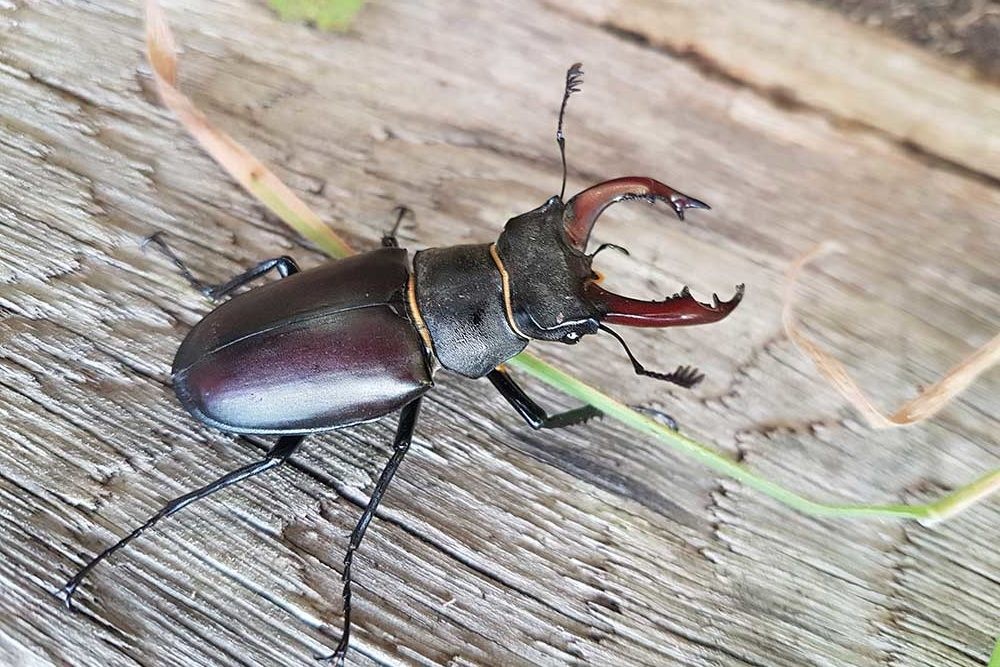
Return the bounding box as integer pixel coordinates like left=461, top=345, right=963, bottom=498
left=565, top=176, right=740, bottom=328
left=586, top=283, right=745, bottom=328
left=562, top=176, right=710, bottom=250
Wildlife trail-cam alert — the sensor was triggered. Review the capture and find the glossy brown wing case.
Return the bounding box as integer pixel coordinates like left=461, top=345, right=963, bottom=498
left=172, top=248, right=433, bottom=434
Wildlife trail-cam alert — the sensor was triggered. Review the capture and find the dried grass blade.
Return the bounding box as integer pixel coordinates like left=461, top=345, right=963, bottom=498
left=144, top=0, right=354, bottom=259
left=784, top=242, right=999, bottom=428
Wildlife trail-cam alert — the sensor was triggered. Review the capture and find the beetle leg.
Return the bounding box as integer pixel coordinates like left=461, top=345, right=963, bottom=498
left=380, top=205, right=414, bottom=248
left=196, top=255, right=300, bottom=300
left=488, top=366, right=602, bottom=429
left=324, top=399, right=422, bottom=666
left=143, top=232, right=300, bottom=301
left=58, top=435, right=304, bottom=610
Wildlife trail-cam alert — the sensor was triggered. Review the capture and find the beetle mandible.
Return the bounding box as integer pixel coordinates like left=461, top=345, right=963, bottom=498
left=60, top=63, right=744, bottom=664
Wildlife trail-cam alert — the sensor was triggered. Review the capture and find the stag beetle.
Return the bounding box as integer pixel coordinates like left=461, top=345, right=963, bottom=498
left=60, top=64, right=743, bottom=664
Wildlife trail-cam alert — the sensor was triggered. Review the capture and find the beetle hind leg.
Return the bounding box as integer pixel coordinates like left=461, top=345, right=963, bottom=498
left=143, top=232, right=300, bottom=301
left=58, top=435, right=304, bottom=611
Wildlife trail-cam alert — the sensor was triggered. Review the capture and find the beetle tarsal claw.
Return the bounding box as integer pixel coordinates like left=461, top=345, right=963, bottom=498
left=55, top=583, right=76, bottom=611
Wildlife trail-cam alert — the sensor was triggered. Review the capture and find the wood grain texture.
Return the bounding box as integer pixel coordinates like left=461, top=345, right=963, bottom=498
left=1, top=1, right=997, bottom=666
left=550, top=0, right=1000, bottom=183
left=807, top=0, right=1000, bottom=85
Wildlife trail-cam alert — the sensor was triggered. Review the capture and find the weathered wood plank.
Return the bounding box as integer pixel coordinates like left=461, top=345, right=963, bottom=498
left=1, top=1, right=997, bottom=666
left=808, top=0, right=1000, bottom=85
left=548, top=0, right=1000, bottom=183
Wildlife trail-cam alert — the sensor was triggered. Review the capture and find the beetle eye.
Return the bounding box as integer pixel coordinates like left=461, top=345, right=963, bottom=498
left=562, top=331, right=581, bottom=344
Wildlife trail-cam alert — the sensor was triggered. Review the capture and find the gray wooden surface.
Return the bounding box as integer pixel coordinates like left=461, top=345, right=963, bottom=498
left=1, top=1, right=997, bottom=665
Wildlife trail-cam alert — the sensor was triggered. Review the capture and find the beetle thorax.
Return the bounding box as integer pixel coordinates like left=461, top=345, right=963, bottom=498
left=411, top=244, right=528, bottom=378
left=410, top=197, right=605, bottom=378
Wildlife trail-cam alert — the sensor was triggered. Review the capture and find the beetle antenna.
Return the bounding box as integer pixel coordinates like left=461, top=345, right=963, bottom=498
left=589, top=242, right=630, bottom=259
left=557, top=63, right=583, bottom=202
left=598, top=324, right=705, bottom=388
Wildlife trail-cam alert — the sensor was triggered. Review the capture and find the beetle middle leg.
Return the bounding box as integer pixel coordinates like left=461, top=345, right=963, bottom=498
left=380, top=205, right=414, bottom=248
left=143, top=232, right=300, bottom=300
left=487, top=366, right=602, bottom=429
left=58, top=435, right=305, bottom=609
left=324, top=398, right=422, bottom=666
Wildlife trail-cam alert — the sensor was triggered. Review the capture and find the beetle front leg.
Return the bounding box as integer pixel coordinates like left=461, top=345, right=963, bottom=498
left=142, top=232, right=300, bottom=300
left=488, top=367, right=602, bottom=429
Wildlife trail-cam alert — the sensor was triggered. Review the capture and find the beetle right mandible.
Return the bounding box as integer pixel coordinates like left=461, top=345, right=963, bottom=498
left=59, top=63, right=744, bottom=665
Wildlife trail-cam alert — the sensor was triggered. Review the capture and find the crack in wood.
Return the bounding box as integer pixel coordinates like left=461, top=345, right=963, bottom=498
left=589, top=19, right=1000, bottom=191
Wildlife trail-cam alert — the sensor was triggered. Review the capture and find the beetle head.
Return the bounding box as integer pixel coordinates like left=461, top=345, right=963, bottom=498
left=495, top=176, right=743, bottom=344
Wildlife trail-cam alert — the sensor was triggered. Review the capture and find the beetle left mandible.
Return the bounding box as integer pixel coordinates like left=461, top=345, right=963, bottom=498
left=59, top=63, right=744, bottom=665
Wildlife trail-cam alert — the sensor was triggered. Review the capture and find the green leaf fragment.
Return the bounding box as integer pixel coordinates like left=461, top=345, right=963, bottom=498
left=267, top=0, right=365, bottom=31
